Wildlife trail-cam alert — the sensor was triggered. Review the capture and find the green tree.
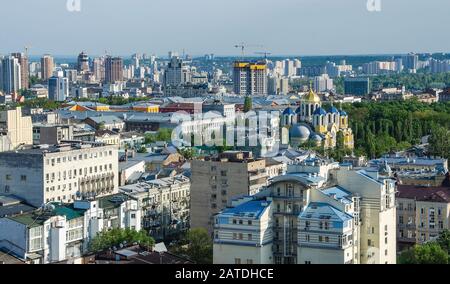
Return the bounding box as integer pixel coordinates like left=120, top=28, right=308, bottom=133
left=137, top=146, right=148, bottom=153
left=428, top=126, right=450, bottom=164
left=89, top=228, right=155, bottom=252
left=398, top=242, right=448, bottom=264
left=437, top=229, right=450, bottom=254
left=244, top=96, right=252, bottom=113
left=183, top=228, right=213, bottom=264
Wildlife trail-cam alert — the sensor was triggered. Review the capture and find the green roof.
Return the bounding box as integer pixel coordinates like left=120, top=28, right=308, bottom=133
left=8, top=203, right=86, bottom=227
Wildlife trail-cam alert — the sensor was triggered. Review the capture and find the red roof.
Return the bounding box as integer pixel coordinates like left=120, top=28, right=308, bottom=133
left=397, top=185, right=450, bottom=203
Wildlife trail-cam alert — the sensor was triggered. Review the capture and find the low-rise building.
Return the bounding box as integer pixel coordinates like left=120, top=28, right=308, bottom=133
left=0, top=194, right=140, bottom=264
left=0, top=141, right=119, bottom=207
left=396, top=184, right=450, bottom=251
left=120, top=175, right=190, bottom=240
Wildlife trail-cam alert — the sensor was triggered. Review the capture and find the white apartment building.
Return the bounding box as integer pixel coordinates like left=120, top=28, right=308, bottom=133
left=213, top=197, right=273, bottom=264
left=0, top=141, right=119, bottom=207
left=213, top=162, right=397, bottom=264
left=0, top=193, right=140, bottom=264
left=120, top=175, right=190, bottom=239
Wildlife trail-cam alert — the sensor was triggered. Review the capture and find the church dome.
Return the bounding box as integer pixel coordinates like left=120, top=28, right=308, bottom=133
left=329, top=106, right=339, bottom=114
left=339, top=110, right=348, bottom=116
left=295, top=106, right=302, bottom=114
left=283, top=107, right=294, bottom=115
left=289, top=124, right=311, bottom=141
left=310, top=133, right=323, bottom=142
left=302, top=89, right=321, bottom=103
left=313, top=107, right=327, bottom=116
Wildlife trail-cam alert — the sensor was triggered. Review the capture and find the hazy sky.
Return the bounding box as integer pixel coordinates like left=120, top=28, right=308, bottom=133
left=0, top=0, right=449, bottom=57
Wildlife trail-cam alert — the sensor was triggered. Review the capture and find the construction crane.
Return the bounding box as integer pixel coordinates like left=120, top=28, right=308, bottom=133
left=234, top=43, right=263, bottom=58
left=255, top=51, right=272, bottom=60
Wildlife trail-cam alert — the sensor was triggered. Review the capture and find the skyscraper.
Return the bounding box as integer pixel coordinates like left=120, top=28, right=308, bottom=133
left=93, top=57, right=106, bottom=82
left=105, top=56, right=123, bottom=83
left=40, top=55, right=54, bottom=81
left=402, top=53, right=419, bottom=71
left=233, top=61, right=267, bottom=96
left=11, top=52, right=29, bottom=90
left=164, top=56, right=191, bottom=87
left=48, top=69, right=69, bottom=102
left=77, top=52, right=90, bottom=73
left=0, top=56, right=22, bottom=94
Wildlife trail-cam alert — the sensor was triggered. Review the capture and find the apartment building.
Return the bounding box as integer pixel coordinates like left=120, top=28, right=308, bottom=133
left=396, top=185, right=450, bottom=251
left=190, top=151, right=268, bottom=234
left=0, top=193, right=140, bottom=264
left=213, top=164, right=397, bottom=264
left=32, top=124, right=74, bottom=145
left=0, top=107, right=32, bottom=151
left=213, top=198, right=273, bottom=264
left=120, top=175, right=190, bottom=240
left=0, top=141, right=118, bottom=207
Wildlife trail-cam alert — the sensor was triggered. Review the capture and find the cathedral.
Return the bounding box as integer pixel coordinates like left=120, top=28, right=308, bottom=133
left=281, top=88, right=354, bottom=149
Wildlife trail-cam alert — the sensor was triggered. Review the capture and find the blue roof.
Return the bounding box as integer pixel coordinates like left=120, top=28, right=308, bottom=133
left=222, top=200, right=271, bottom=219
left=283, top=107, right=294, bottom=115
left=295, top=106, right=302, bottom=114
left=339, top=110, right=348, bottom=116
left=299, top=202, right=353, bottom=222
left=329, top=106, right=339, bottom=114
left=313, top=107, right=327, bottom=116
left=321, top=186, right=352, bottom=204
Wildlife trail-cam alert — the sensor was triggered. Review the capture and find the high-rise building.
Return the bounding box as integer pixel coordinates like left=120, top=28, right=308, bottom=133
left=93, top=57, right=105, bottom=82
left=48, top=70, right=69, bottom=102
left=164, top=56, right=191, bottom=87
left=233, top=61, right=267, bottom=96
left=313, top=74, right=334, bottom=92
left=0, top=56, right=21, bottom=94
left=105, top=56, right=123, bottom=83
left=77, top=52, right=90, bottom=73
left=190, top=151, right=269, bottom=234
left=40, top=55, right=54, bottom=81
left=11, top=52, right=29, bottom=90
left=268, top=75, right=289, bottom=95
left=402, top=53, right=419, bottom=71
left=344, top=77, right=370, bottom=96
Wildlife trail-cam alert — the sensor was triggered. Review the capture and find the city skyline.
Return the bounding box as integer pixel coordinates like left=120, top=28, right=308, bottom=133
left=1, top=0, right=449, bottom=56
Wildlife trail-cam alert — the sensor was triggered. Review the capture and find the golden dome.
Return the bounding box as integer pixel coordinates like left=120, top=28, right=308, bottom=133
left=303, top=88, right=321, bottom=103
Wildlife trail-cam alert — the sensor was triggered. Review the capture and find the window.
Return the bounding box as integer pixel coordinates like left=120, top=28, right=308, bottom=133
left=21, top=175, right=27, bottom=181
left=248, top=220, right=252, bottom=225
left=319, top=236, right=323, bottom=242
left=235, top=258, right=241, bottom=264
left=5, top=174, right=11, bottom=180
left=325, top=236, right=329, bottom=242
left=233, top=233, right=237, bottom=239
left=439, top=221, right=444, bottom=229
left=247, top=234, right=252, bottom=240
left=232, top=219, right=237, bottom=224
left=239, top=220, right=243, bottom=225
left=399, top=216, right=404, bottom=224
left=305, top=261, right=311, bottom=264
left=238, top=233, right=243, bottom=240
left=398, top=202, right=403, bottom=210
left=246, top=259, right=253, bottom=264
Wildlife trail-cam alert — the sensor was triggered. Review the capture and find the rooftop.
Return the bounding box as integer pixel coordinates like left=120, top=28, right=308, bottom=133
left=221, top=200, right=271, bottom=219
left=300, top=202, right=353, bottom=222
left=397, top=185, right=450, bottom=203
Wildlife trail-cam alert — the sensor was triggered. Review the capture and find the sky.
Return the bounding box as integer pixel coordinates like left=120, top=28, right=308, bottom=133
left=0, top=0, right=449, bottom=57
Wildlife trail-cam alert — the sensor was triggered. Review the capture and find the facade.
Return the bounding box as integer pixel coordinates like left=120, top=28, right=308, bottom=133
left=233, top=61, right=267, bottom=96
left=0, top=141, right=119, bottom=207
left=41, top=55, right=54, bottom=81
left=313, top=74, right=334, bottom=92
left=164, top=56, right=191, bottom=87
left=11, top=52, right=29, bottom=90
left=396, top=185, right=450, bottom=251
left=213, top=198, right=273, bottom=264
left=48, top=72, right=69, bottom=102
left=213, top=164, right=397, bottom=264
left=0, top=56, right=21, bottom=94
left=105, top=56, right=123, bottom=83
left=0, top=194, right=140, bottom=264
left=190, top=151, right=268, bottom=234
left=344, top=77, right=370, bottom=96
left=33, top=124, right=74, bottom=145
left=120, top=175, right=190, bottom=240
left=0, top=107, right=33, bottom=151
left=94, top=129, right=120, bottom=145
